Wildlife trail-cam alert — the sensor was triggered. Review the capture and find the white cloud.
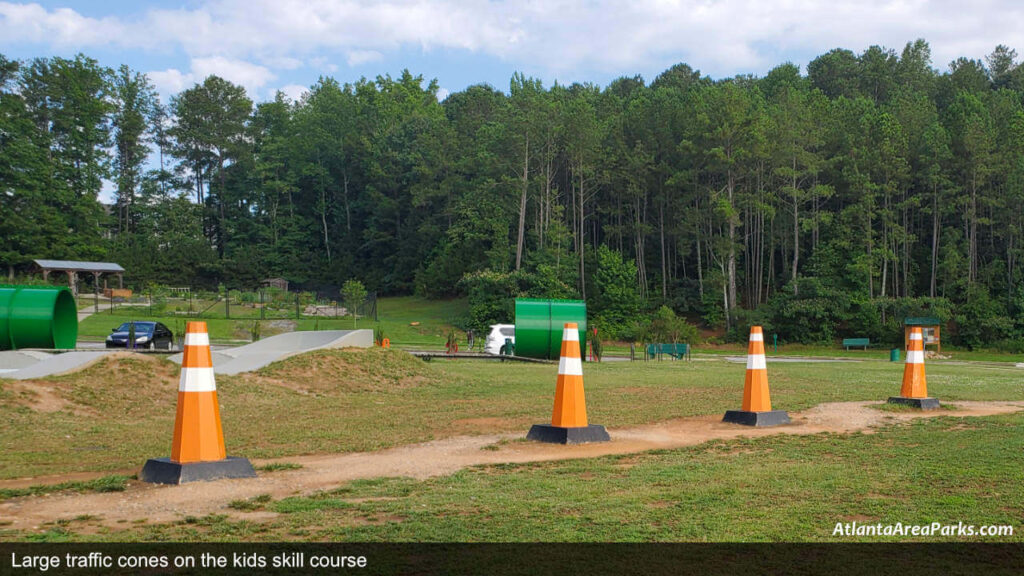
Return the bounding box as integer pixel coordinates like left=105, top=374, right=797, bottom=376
left=436, top=87, right=450, bottom=102
left=278, top=83, right=308, bottom=102
left=5, top=0, right=1024, bottom=82
left=148, top=67, right=191, bottom=96
left=346, top=50, right=384, bottom=67
left=149, top=57, right=275, bottom=99
left=308, top=56, right=339, bottom=73
left=0, top=2, right=123, bottom=46
left=191, top=56, right=275, bottom=93
left=262, top=55, right=303, bottom=70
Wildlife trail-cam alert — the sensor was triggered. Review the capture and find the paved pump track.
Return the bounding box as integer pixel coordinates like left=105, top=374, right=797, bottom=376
left=166, top=329, right=373, bottom=375
left=0, top=329, right=373, bottom=380
left=1, top=400, right=1021, bottom=530
left=0, top=351, right=114, bottom=380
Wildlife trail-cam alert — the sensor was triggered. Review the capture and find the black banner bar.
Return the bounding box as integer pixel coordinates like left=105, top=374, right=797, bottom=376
left=1, top=543, right=1023, bottom=576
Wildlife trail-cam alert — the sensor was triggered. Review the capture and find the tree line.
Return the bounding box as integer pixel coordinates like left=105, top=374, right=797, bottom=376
left=2, top=40, right=1024, bottom=348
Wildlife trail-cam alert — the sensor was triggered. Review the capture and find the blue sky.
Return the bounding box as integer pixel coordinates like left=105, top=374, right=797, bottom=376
left=3, top=0, right=1023, bottom=105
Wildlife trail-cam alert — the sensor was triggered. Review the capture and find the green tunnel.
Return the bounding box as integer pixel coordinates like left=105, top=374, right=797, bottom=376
left=0, top=285, right=78, bottom=350
left=514, top=298, right=587, bottom=361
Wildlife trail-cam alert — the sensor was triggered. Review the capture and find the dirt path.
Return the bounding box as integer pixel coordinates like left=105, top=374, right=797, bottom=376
left=2, top=401, right=1021, bottom=531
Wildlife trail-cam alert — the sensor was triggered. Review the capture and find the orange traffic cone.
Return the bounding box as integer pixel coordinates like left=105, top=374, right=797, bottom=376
left=723, top=326, right=790, bottom=426
left=140, top=321, right=256, bottom=484
left=888, top=327, right=940, bottom=410
left=527, top=322, right=610, bottom=444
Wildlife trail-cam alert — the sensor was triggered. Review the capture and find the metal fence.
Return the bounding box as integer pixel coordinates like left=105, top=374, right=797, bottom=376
left=92, top=288, right=378, bottom=322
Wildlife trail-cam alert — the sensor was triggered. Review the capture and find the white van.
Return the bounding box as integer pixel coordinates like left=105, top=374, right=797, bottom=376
left=484, top=324, right=515, bottom=355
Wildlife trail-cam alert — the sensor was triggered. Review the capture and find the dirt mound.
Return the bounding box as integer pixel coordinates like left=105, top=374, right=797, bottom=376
left=241, top=348, right=436, bottom=394
left=5, top=354, right=180, bottom=417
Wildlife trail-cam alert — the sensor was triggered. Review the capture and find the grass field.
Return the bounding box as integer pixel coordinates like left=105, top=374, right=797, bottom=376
left=2, top=343, right=1023, bottom=541
left=72, top=413, right=1023, bottom=542
left=608, top=341, right=1024, bottom=364
left=4, top=351, right=1024, bottom=481
left=76, top=294, right=1024, bottom=364
left=76, top=296, right=469, bottom=347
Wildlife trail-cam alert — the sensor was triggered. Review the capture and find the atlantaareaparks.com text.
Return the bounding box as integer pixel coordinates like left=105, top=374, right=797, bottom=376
left=833, top=521, right=1014, bottom=537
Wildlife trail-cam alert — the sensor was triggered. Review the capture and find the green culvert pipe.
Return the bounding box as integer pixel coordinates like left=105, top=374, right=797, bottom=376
left=514, top=298, right=587, bottom=361
left=0, top=285, right=78, bottom=350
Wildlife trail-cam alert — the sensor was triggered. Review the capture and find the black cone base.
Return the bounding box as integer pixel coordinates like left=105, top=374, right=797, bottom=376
left=527, top=424, right=610, bottom=444
left=722, top=410, right=791, bottom=427
left=888, top=397, right=941, bottom=410
left=140, top=456, right=257, bottom=485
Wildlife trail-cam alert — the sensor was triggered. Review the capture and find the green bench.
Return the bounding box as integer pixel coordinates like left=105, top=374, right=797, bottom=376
left=842, top=338, right=870, bottom=350
left=646, top=343, right=691, bottom=361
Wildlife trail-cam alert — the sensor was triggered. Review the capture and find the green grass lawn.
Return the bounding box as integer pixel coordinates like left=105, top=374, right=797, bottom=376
left=2, top=350, right=1022, bottom=481
left=76, top=293, right=1022, bottom=363
left=76, top=296, right=468, bottom=347
left=604, top=341, right=1024, bottom=364
left=67, top=413, right=1021, bottom=542
left=371, top=296, right=468, bottom=348
left=3, top=346, right=1023, bottom=542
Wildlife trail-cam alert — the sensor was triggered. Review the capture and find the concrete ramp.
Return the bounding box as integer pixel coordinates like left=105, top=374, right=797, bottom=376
left=168, top=329, right=373, bottom=375
left=0, top=330, right=373, bottom=380
left=0, top=350, right=54, bottom=371
left=0, top=351, right=112, bottom=380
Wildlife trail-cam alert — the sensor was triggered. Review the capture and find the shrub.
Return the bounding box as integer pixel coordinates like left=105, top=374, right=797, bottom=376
left=728, top=307, right=773, bottom=342
left=640, top=306, right=698, bottom=344
left=766, top=278, right=850, bottom=344
left=460, top=269, right=519, bottom=334
left=590, top=245, right=642, bottom=338
left=954, top=285, right=1012, bottom=349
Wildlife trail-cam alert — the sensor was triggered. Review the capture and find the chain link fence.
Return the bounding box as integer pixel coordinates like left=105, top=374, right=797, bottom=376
left=98, top=287, right=377, bottom=322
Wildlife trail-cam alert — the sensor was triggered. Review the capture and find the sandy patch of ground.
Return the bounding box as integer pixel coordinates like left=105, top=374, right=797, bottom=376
left=3, top=380, right=80, bottom=414
left=2, top=400, right=1021, bottom=531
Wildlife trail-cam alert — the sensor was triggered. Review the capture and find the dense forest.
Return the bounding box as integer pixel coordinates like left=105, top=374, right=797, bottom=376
left=3, top=40, right=1024, bottom=347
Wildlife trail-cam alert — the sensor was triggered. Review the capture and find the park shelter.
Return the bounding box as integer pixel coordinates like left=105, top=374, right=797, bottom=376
left=262, top=277, right=289, bottom=291
left=904, top=317, right=942, bottom=353
left=34, top=260, right=125, bottom=296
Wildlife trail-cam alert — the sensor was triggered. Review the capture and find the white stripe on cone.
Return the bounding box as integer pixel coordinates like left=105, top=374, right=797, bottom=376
left=906, top=350, right=925, bottom=364
left=559, top=355, right=583, bottom=376
left=184, top=332, right=210, bottom=346
left=179, top=367, right=217, bottom=392
left=749, top=333, right=764, bottom=342
left=747, top=354, right=767, bottom=370
left=562, top=329, right=579, bottom=342
left=909, top=332, right=922, bottom=341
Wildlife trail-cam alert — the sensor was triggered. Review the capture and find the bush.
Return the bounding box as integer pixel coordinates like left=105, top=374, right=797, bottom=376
left=460, top=269, right=518, bottom=334
left=590, top=328, right=603, bottom=361
left=590, top=245, right=642, bottom=339
left=640, top=306, right=698, bottom=344
left=955, top=285, right=1012, bottom=349
left=991, top=339, right=1024, bottom=354
left=148, top=294, right=167, bottom=315
left=700, top=286, right=725, bottom=329
left=766, top=278, right=850, bottom=344
left=728, top=307, right=773, bottom=342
